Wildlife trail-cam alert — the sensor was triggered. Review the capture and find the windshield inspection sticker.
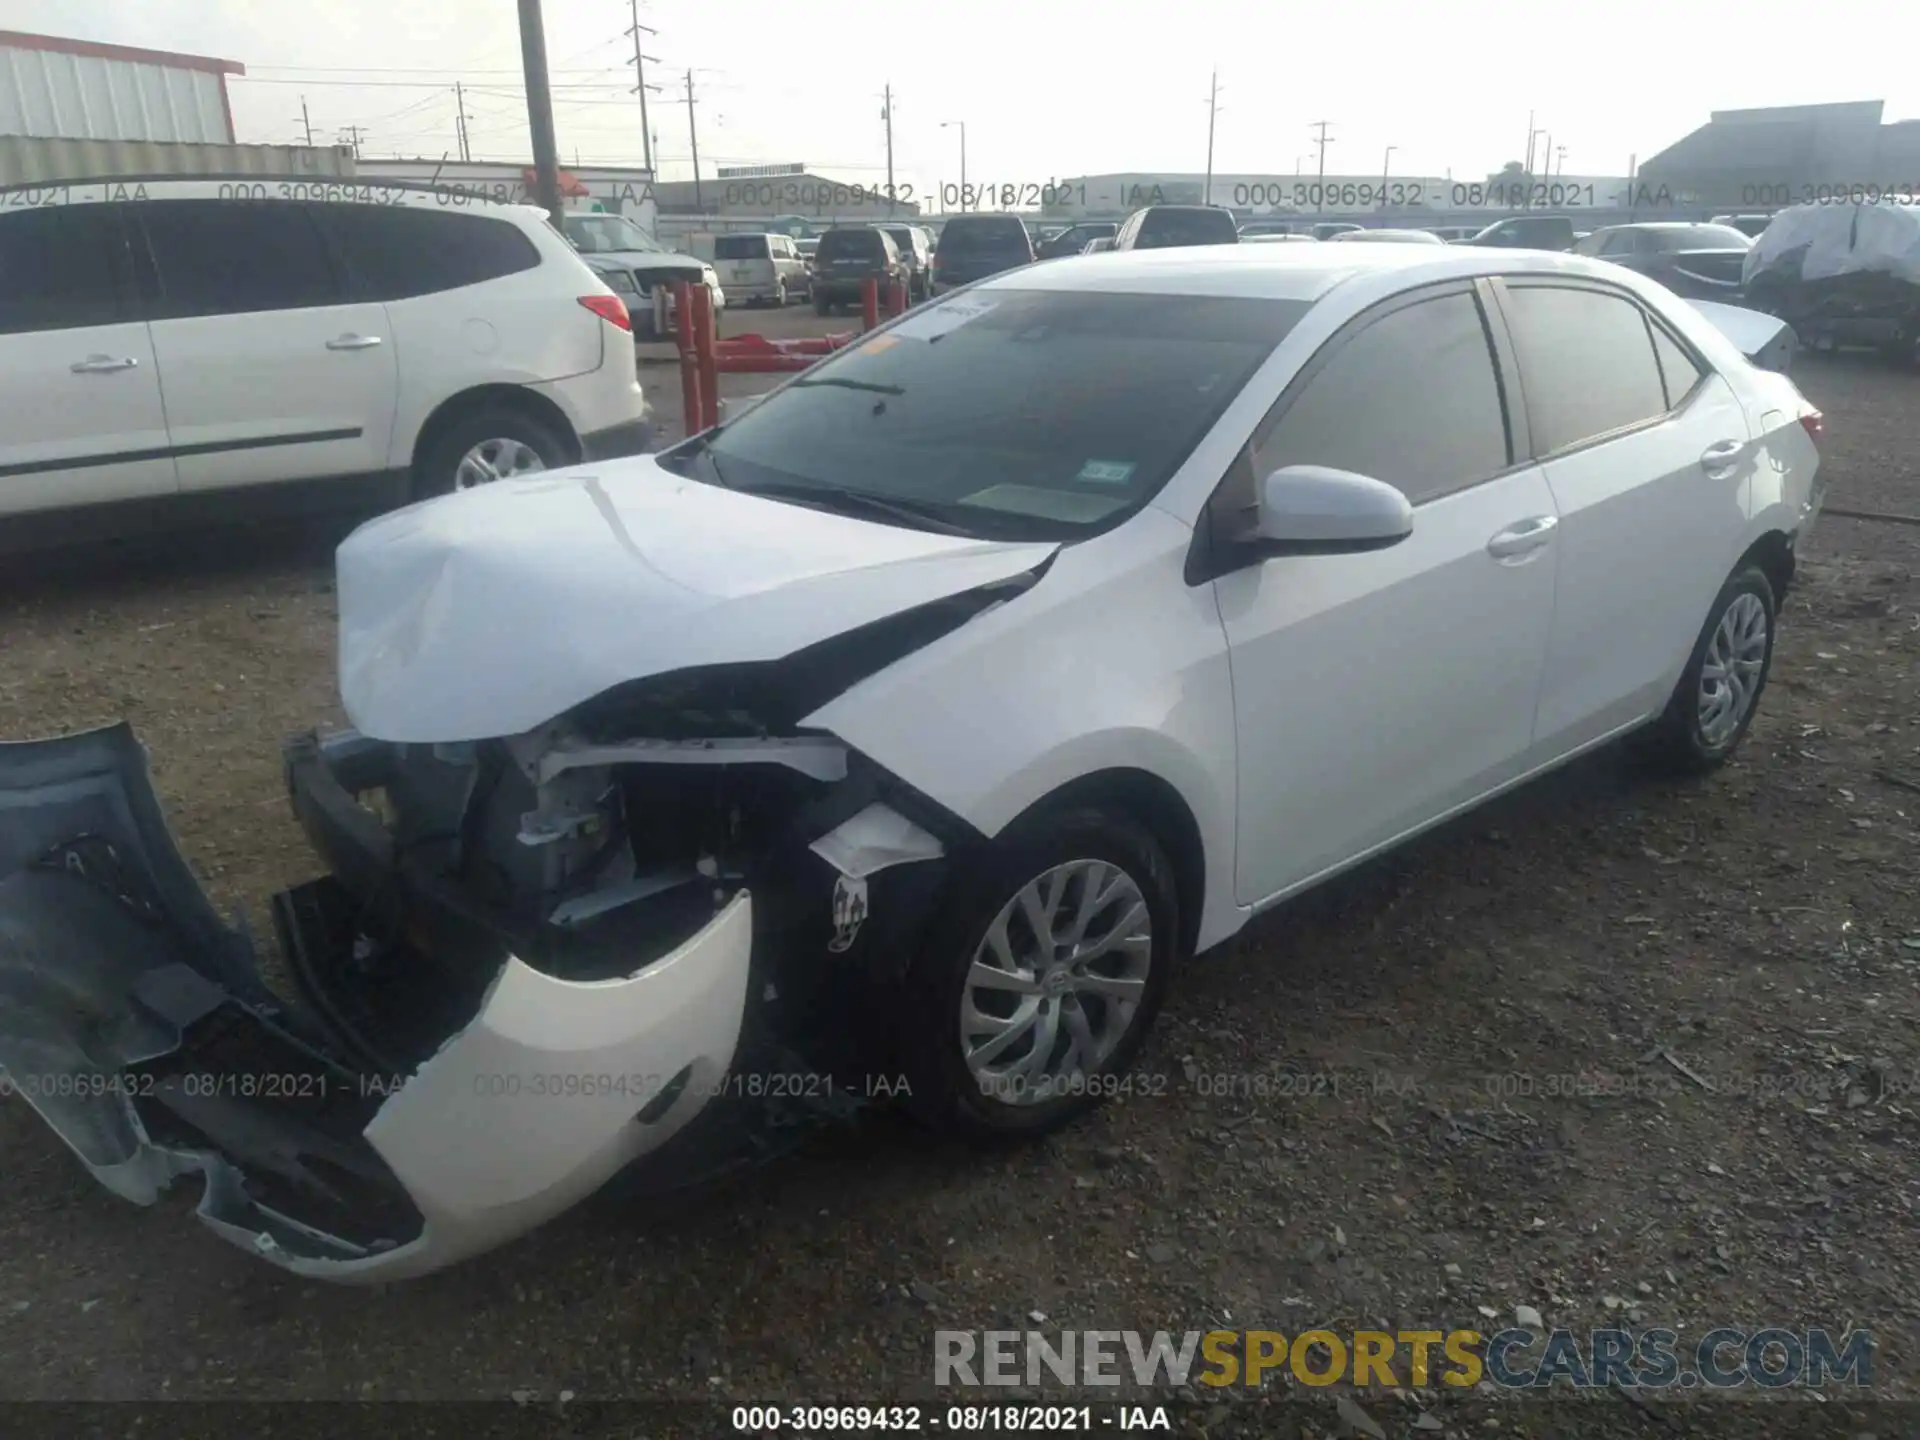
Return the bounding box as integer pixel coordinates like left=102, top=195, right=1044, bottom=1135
left=886, top=293, right=999, bottom=342
left=1076, top=459, right=1137, bottom=485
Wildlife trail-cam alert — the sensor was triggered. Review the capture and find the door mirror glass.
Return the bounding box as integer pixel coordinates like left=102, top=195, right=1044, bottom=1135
left=1253, top=465, right=1413, bottom=553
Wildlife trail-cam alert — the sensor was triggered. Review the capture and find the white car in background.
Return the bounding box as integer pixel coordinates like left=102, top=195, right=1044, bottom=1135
left=0, top=178, right=650, bottom=538
left=559, top=210, right=723, bottom=335
left=1, top=243, right=1821, bottom=1281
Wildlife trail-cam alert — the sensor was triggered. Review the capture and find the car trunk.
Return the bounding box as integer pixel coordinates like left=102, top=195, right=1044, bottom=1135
left=1667, top=248, right=1751, bottom=293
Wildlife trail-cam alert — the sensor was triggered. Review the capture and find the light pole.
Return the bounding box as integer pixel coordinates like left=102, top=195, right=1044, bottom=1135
left=1380, top=144, right=1396, bottom=210
left=941, top=119, right=967, bottom=212
left=1203, top=70, right=1220, bottom=207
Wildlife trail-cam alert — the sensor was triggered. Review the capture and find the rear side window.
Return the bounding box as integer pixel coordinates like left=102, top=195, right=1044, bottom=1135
left=136, top=200, right=340, bottom=317
left=1255, top=289, right=1510, bottom=506
left=1137, top=209, right=1237, bottom=248
left=320, top=205, right=541, bottom=300
left=882, top=227, right=921, bottom=255
left=0, top=204, right=129, bottom=334
left=1649, top=322, right=1706, bottom=407
left=714, top=234, right=770, bottom=260
left=1501, top=284, right=1669, bottom=453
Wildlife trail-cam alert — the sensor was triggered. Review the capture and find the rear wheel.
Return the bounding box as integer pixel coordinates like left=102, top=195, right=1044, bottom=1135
left=415, top=409, right=569, bottom=502
left=900, top=807, right=1178, bottom=1138
left=774, top=278, right=788, bottom=308
left=1639, top=565, right=1777, bottom=775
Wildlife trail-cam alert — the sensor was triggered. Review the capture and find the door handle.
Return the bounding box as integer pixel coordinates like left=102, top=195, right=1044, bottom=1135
left=326, top=334, right=383, bottom=350
left=1700, top=438, right=1744, bottom=473
left=70, top=355, right=139, bottom=373
left=1486, top=515, right=1558, bottom=559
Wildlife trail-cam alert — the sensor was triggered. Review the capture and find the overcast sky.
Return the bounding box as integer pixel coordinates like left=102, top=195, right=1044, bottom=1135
left=15, top=0, right=1916, bottom=196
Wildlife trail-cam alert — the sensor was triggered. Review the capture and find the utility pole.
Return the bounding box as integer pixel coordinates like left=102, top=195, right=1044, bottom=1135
left=1523, top=109, right=1536, bottom=174
left=516, top=0, right=564, bottom=223
left=1309, top=120, right=1333, bottom=210
left=1203, top=70, right=1221, bottom=207
left=339, top=124, right=365, bottom=159
left=298, top=97, right=314, bottom=146
left=454, top=81, right=471, bottom=162
left=684, top=71, right=702, bottom=211
left=941, top=120, right=966, bottom=211
left=626, top=0, right=658, bottom=174
left=1555, top=144, right=1567, bottom=178
left=1380, top=145, right=1395, bottom=210
left=882, top=84, right=895, bottom=214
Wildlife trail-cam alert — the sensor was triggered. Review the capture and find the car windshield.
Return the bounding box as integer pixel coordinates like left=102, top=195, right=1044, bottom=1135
left=1138, top=211, right=1238, bottom=247
left=673, top=288, right=1311, bottom=540
left=938, top=219, right=1028, bottom=253
left=714, top=235, right=770, bottom=260
left=563, top=214, right=664, bottom=254
left=1652, top=224, right=1754, bottom=250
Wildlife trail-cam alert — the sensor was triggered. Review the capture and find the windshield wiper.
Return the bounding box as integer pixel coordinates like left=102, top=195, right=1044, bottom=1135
left=788, top=377, right=907, bottom=397
left=735, top=480, right=972, bottom=535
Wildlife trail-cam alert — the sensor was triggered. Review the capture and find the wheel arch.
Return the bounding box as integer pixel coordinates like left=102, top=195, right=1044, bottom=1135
left=408, top=384, right=583, bottom=483
left=996, top=767, right=1208, bottom=962
left=1736, top=528, right=1796, bottom=608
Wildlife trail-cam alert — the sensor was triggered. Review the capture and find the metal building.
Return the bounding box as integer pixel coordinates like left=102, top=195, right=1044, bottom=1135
left=0, top=29, right=243, bottom=145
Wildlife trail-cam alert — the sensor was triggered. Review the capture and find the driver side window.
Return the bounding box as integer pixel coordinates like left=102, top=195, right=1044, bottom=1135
left=1250, top=288, right=1512, bottom=506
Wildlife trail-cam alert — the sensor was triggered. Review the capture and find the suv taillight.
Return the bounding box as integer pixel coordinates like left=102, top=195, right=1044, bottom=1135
left=1799, top=408, right=1824, bottom=447
left=579, top=294, right=631, bottom=331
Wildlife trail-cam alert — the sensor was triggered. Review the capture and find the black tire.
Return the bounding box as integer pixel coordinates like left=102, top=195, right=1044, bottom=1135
left=414, top=407, right=570, bottom=503
left=899, top=806, right=1179, bottom=1139
left=1638, top=564, right=1778, bottom=775
left=813, top=292, right=830, bottom=316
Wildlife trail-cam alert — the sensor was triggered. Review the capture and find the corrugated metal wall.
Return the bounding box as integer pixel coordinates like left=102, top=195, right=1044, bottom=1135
left=0, top=136, right=357, bottom=184
left=0, top=42, right=228, bottom=143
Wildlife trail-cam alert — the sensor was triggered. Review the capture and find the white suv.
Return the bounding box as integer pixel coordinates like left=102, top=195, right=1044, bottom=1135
left=0, top=177, right=651, bottom=535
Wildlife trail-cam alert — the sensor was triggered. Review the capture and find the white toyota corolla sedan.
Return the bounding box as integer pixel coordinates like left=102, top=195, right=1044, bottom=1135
left=0, top=244, right=1823, bottom=1280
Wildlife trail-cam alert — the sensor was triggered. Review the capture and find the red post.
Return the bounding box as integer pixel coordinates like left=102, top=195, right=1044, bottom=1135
left=674, top=282, right=703, bottom=439
left=691, top=282, right=721, bottom=431
left=888, top=277, right=908, bottom=315
left=861, top=276, right=880, bottom=332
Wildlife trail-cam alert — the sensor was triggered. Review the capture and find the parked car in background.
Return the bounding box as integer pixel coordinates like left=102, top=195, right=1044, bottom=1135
left=7, top=240, right=1821, bottom=1280
left=1081, top=237, right=1115, bottom=253
left=559, top=210, right=722, bottom=336
left=1711, top=214, right=1774, bottom=239
left=1570, top=223, right=1754, bottom=302
left=1311, top=222, right=1365, bottom=240
left=1326, top=228, right=1448, bottom=245
left=881, top=224, right=935, bottom=300
left=1463, top=214, right=1577, bottom=250
left=1113, top=205, right=1239, bottom=250
left=1742, top=201, right=1920, bottom=364
left=1429, top=226, right=1479, bottom=242
left=1035, top=222, right=1119, bottom=258
left=0, top=179, right=651, bottom=540
left=930, top=213, right=1035, bottom=292
left=1242, top=234, right=1319, bottom=244
left=1238, top=218, right=1303, bottom=238
left=711, top=232, right=810, bottom=307
left=811, top=225, right=908, bottom=314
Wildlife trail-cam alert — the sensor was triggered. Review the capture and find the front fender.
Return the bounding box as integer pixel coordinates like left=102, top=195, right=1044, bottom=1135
left=807, top=510, right=1247, bottom=953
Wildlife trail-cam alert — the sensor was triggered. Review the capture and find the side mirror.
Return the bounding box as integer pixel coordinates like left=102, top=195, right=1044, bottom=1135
left=1251, top=465, right=1413, bottom=554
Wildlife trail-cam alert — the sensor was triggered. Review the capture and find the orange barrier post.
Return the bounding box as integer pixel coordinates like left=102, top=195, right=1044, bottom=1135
left=691, top=282, right=722, bottom=431
left=887, top=277, right=908, bottom=316
left=673, top=282, right=704, bottom=437
left=861, top=276, right=881, bottom=332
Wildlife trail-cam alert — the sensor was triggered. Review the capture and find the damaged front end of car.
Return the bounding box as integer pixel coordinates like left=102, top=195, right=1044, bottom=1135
left=0, top=566, right=1043, bottom=1281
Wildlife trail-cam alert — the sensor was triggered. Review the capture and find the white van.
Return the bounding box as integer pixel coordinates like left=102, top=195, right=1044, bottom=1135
left=710, top=232, right=810, bottom=307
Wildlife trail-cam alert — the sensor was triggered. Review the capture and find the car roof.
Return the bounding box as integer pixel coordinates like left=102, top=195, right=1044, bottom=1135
left=980, top=243, right=1649, bottom=302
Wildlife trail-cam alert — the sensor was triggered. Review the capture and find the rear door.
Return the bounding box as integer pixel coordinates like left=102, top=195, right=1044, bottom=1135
left=131, top=198, right=399, bottom=493
left=1216, top=281, right=1561, bottom=904
left=1489, top=278, right=1754, bottom=752
left=0, top=200, right=177, bottom=516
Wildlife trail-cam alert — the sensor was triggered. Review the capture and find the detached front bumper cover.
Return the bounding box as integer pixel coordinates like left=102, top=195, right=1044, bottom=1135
left=0, top=723, right=751, bottom=1281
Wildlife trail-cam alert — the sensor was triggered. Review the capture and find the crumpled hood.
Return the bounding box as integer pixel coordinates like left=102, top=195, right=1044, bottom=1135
left=337, top=458, right=1058, bottom=742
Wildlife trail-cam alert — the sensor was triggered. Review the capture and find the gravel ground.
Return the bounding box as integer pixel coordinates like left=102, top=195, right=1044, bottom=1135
left=1, top=324, right=1916, bottom=1436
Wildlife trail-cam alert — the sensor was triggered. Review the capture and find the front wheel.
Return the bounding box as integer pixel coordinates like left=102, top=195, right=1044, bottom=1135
left=900, top=807, right=1178, bottom=1138
left=1639, top=564, right=1778, bottom=774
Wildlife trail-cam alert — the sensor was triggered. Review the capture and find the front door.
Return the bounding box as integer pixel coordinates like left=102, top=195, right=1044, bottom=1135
left=0, top=200, right=177, bottom=517
left=131, top=199, right=399, bottom=493
left=1213, top=282, right=1559, bottom=905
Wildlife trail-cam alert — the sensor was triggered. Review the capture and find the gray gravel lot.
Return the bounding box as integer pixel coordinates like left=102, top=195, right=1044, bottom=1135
left=1, top=317, right=1917, bottom=1436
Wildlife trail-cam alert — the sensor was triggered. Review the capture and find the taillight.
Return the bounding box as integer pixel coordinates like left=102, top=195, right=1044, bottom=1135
left=579, top=293, right=632, bottom=331
left=1799, top=408, right=1824, bottom=447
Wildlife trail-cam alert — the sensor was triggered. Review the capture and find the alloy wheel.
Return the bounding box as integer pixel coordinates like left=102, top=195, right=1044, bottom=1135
left=1697, top=590, right=1769, bottom=747
left=455, top=437, right=546, bottom=490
